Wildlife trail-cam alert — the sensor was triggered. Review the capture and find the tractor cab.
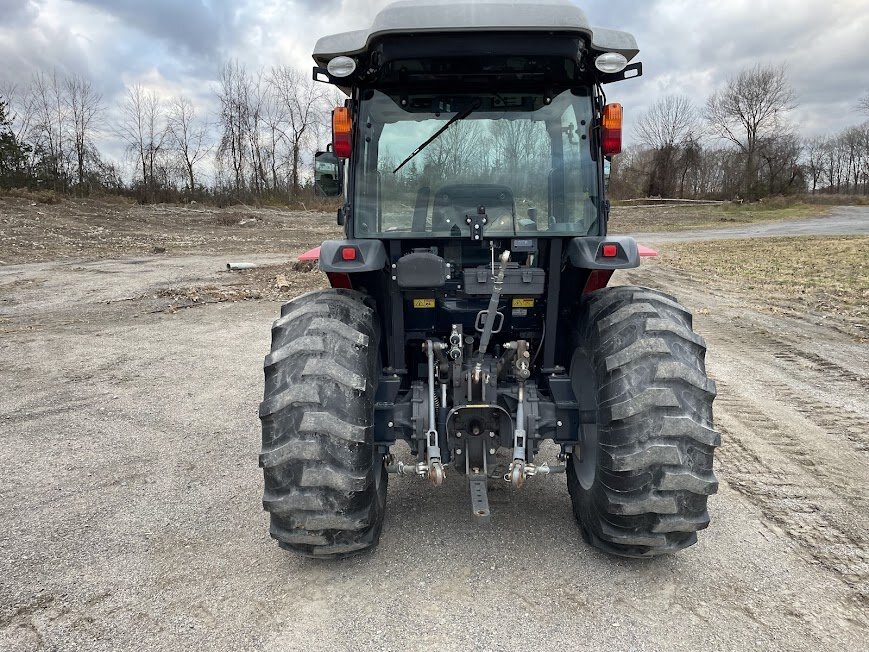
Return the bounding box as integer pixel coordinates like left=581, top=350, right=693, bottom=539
left=313, top=1, right=639, bottom=239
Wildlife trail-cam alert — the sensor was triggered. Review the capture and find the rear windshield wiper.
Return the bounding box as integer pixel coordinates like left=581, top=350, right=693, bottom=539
left=393, top=99, right=481, bottom=174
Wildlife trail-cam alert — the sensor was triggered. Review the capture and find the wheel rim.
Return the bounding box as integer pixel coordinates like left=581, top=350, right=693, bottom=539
left=569, top=348, right=599, bottom=491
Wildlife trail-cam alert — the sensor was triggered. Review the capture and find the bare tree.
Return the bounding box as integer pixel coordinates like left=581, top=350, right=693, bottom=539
left=261, top=88, right=290, bottom=193
left=706, top=63, right=796, bottom=199
left=268, top=66, right=327, bottom=197
left=66, top=75, right=103, bottom=193
left=167, top=95, right=211, bottom=195
left=216, top=61, right=251, bottom=196
left=0, top=81, right=35, bottom=144
left=636, top=95, right=699, bottom=151
left=245, top=71, right=268, bottom=195
left=635, top=95, right=701, bottom=197
left=859, top=92, right=869, bottom=116
left=758, top=133, right=802, bottom=195
left=30, top=70, right=71, bottom=190
left=117, top=84, right=168, bottom=196
left=803, top=136, right=827, bottom=194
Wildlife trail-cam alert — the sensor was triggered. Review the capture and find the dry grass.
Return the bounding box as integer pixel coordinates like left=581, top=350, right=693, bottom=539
left=1, top=188, right=64, bottom=204
left=153, top=262, right=327, bottom=311
left=798, top=194, right=869, bottom=206
left=660, top=236, right=869, bottom=339
left=609, top=202, right=827, bottom=233
left=0, top=197, right=341, bottom=264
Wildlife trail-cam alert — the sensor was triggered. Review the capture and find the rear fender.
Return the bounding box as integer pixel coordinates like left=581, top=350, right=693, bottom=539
left=566, top=236, right=641, bottom=269
left=299, top=240, right=387, bottom=289
left=566, top=237, right=658, bottom=294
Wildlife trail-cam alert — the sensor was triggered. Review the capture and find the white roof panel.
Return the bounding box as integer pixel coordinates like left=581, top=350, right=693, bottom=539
left=313, top=0, right=638, bottom=64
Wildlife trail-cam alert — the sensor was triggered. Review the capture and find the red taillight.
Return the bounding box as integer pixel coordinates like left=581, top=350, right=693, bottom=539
left=332, top=107, right=352, bottom=159
left=601, top=103, right=623, bottom=156
left=341, top=246, right=357, bottom=261
left=602, top=243, right=618, bottom=258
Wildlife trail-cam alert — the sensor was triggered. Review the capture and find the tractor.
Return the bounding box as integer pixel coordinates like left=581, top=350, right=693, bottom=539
left=259, top=0, right=719, bottom=558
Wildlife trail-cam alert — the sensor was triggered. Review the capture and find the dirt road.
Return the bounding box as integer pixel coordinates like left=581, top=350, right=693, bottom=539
left=631, top=205, right=869, bottom=243
left=1, top=220, right=867, bottom=650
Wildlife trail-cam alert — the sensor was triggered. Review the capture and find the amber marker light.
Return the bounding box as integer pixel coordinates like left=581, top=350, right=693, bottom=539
left=332, top=107, right=353, bottom=159
left=601, top=103, right=623, bottom=156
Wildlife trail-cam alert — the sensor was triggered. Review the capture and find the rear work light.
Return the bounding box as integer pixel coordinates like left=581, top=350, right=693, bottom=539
left=602, top=243, right=618, bottom=258
left=341, top=246, right=357, bottom=261
left=601, top=103, right=623, bottom=156
left=332, top=107, right=353, bottom=159
left=327, top=56, right=356, bottom=78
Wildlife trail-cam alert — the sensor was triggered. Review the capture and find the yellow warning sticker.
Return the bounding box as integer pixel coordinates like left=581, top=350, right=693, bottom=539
left=413, top=298, right=436, bottom=309
left=512, top=298, right=535, bottom=308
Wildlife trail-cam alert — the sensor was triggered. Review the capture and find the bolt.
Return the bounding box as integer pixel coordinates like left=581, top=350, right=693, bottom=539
left=557, top=420, right=563, bottom=427
left=387, top=421, right=394, bottom=428
left=456, top=432, right=462, bottom=438
left=489, top=432, right=495, bottom=438
left=489, top=448, right=496, bottom=455
left=456, top=449, right=462, bottom=455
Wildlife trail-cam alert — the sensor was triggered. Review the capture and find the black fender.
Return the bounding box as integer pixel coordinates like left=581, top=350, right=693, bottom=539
left=565, top=236, right=640, bottom=270
left=318, top=240, right=388, bottom=273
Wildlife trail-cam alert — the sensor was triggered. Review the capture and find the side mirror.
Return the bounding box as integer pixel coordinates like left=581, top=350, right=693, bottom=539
left=314, top=150, right=342, bottom=197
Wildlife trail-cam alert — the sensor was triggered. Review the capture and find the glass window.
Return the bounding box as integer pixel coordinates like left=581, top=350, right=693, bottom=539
left=353, top=89, right=599, bottom=238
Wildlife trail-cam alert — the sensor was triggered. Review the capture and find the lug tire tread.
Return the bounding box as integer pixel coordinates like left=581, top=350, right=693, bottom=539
left=260, top=289, right=386, bottom=558
left=568, top=286, right=720, bottom=557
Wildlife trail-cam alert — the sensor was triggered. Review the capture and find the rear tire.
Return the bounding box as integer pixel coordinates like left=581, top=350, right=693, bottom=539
left=567, top=286, right=720, bottom=557
left=259, top=289, right=386, bottom=558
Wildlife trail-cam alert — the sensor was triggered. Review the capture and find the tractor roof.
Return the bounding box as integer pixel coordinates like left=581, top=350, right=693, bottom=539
left=312, top=0, right=639, bottom=65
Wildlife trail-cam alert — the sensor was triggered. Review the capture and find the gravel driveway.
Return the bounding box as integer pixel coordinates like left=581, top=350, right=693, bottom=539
left=1, top=227, right=867, bottom=650
left=632, top=205, right=869, bottom=244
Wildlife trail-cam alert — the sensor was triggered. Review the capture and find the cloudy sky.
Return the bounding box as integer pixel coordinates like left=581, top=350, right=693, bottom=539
left=2, top=0, right=868, bottom=165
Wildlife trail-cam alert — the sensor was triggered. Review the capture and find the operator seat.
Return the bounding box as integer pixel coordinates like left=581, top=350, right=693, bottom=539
left=431, top=184, right=515, bottom=233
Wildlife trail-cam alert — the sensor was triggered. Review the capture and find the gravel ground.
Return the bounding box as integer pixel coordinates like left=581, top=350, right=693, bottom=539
left=628, top=205, right=869, bottom=243
left=1, top=216, right=867, bottom=651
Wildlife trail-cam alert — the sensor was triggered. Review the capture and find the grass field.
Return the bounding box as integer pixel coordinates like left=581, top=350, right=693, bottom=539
left=659, top=236, right=868, bottom=339
left=609, top=201, right=827, bottom=233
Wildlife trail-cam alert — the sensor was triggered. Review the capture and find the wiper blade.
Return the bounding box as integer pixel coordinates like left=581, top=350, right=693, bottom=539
left=393, top=100, right=481, bottom=174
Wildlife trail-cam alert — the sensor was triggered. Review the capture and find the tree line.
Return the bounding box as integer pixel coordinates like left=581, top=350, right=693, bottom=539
left=611, top=64, right=869, bottom=201
left=2, top=62, right=868, bottom=204
left=0, top=62, right=333, bottom=204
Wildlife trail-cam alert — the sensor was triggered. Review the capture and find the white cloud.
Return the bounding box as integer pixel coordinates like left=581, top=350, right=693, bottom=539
left=2, top=0, right=868, bottom=172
